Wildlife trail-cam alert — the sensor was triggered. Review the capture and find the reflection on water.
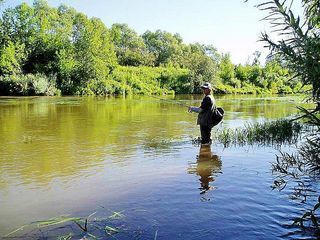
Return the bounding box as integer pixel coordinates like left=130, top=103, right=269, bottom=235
left=187, top=145, right=222, bottom=194
left=0, top=94, right=316, bottom=239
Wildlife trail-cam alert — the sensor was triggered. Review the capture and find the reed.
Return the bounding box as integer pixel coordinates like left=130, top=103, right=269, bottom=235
left=212, top=119, right=303, bottom=147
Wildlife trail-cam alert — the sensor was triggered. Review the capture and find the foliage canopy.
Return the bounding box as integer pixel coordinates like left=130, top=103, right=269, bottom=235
left=0, top=0, right=307, bottom=96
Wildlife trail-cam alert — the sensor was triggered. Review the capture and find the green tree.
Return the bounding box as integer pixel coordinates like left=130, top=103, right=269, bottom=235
left=177, top=43, right=220, bottom=92
left=0, top=3, right=35, bottom=73
left=110, top=23, right=154, bottom=66
left=142, top=30, right=183, bottom=66
left=0, top=41, right=25, bottom=75
left=248, top=65, right=263, bottom=86
left=235, top=64, right=250, bottom=82
left=0, top=0, right=118, bottom=95
left=218, top=54, right=235, bottom=85
left=64, top=13, right=117, bottom=93
left=259, top=0, right=320, bottom=109
left=23, top=0, right=60, bottom=74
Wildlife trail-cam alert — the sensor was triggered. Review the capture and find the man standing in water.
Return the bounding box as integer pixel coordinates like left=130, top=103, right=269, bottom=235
left=188, top=82, right=215, bottom=145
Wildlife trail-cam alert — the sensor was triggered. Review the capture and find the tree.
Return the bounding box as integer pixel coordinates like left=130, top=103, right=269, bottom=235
left=0, top=41, right=25, bottom=75
left=142, top=30, right=183, bottom=66
left=257, top=1, right=320, bottom=233
left=235, top=64, right=250, bottom=82
left=258, top=0, right=320, bottom=109
left=174, top=43, right=220, bottom=93
left=64, top=13, right=117, bottom=93
left=218, top=54, right=235, bottom=85
left=110, top=24, right=154, bottom=66
left=0, top=0, right=118, bottom=95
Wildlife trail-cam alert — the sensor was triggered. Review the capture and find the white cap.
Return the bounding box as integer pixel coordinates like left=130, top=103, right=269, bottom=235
left=200, top=82, right=212, bottom=89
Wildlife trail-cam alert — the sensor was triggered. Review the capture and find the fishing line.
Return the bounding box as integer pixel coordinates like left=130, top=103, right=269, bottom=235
left=147, top=94, right=190, bottom=108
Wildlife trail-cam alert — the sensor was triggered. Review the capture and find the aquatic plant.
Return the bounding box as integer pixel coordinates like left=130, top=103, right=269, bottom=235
left=4, top=210, right=124, bottom=239
left=212, top=118, right=303, bottom=147
left=143, top=119, right=305, bottom=152
left=272, top=150, right=320, bottom=236
left=271, top=109, right=320, bottom=236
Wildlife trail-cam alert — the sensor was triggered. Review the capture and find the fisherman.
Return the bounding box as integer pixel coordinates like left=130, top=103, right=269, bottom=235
left=188, top=82, right=216, bottom=145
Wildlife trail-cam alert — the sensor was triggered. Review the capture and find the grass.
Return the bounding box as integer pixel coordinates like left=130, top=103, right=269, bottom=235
left=4, top=210, right=125, bottom=240
left=143, top=119, right=304, bottom=152
left=212, top=119, right=303, bottom=147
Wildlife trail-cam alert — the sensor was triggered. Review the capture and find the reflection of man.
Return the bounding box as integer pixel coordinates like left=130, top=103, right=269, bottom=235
left=188, top=144, right=222, bottom=194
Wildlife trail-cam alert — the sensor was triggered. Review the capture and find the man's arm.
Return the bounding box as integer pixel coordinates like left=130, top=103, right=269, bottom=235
left=188, top=106, right=201, bottom=113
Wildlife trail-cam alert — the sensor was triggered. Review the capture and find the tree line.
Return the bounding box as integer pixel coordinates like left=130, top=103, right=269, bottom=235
left=0, top=0, right=307, bottom=96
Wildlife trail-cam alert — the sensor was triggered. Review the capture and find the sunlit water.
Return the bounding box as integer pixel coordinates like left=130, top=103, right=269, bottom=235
left=0, top=95, right=316, bottom=239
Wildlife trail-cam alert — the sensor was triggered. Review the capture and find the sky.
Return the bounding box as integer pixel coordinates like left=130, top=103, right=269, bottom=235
left=0, top=0, right=303, bottom=65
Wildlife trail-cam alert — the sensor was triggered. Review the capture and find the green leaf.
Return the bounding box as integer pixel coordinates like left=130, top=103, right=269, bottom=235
left=34, top=217, right=81, bottom=227
left=311, top=214, right=318, bottom=227
left=5, top=225, right=27, bottom=237
left=105, top=225, right=119, bottom=233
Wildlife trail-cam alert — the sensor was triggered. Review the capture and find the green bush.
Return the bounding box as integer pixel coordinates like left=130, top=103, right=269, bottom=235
left=0, top=74, right=60, bottom=96
left=107, top=66, right=188, bottom=95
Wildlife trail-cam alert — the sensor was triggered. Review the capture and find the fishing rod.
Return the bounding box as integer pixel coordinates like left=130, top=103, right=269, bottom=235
left=147, top=94, right=190, bottom=108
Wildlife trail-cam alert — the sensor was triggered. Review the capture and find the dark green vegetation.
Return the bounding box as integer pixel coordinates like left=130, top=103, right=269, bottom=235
left=256, top=0, right=320, bottom=236
left=212, top=119, right=303, bottom=147
left=271, top=110, right=320, bottom=236
left=258, top=0, right=320, bottom=108
left=0, top=0, right=308, bottom=96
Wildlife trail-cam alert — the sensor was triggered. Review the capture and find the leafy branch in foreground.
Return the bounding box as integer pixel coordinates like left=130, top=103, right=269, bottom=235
left=257, top=0, right=320, bottom=109
left=271, top=110, right=320, bottom=235
left=255, top=0, right=320, bottom=236
left=272, top=150, right=320, bottom=235
left=292, top=197, right=320, bottom=230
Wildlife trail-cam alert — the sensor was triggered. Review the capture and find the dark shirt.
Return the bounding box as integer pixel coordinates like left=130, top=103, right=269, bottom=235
left=200, top=95, right=214, bottom=111
left=197, top=95, right=215, bottom=126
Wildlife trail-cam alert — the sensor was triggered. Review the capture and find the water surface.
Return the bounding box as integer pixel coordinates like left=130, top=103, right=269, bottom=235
left=0, top=94, right=315, bottom=239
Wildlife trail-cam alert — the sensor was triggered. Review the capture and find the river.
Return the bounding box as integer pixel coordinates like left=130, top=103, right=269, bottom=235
left=0, top=94, right=315, bottom=239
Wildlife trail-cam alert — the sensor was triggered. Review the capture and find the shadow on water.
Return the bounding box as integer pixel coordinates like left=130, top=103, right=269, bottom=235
left=187, top=145, right=222, bottom=195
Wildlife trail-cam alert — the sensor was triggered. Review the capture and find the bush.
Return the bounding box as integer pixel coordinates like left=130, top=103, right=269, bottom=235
left=108, top=66, right=189, bottom=95
left=0, top=74, right=60, bottom=96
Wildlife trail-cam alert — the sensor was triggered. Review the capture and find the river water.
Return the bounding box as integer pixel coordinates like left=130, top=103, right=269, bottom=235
left=0, top=95, right=316, bottom=239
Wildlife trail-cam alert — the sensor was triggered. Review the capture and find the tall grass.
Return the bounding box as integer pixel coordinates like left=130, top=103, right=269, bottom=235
left=212, top=119, right=303, bottom=147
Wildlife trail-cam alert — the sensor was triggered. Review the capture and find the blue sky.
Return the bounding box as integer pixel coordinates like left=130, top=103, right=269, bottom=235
left=1, top=0, right=302, bottom=64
